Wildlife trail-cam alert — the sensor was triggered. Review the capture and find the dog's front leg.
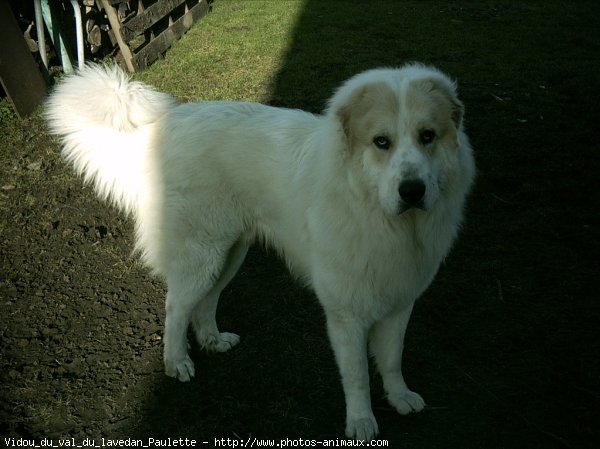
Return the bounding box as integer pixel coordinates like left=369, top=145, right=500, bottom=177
left=326, top=313, right=378, bottom=441
left=369, top=303, right=426, bottom=415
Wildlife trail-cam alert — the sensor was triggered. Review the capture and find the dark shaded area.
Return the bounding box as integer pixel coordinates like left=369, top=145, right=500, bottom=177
left=262, top=1, right=600, bottom=448
left=1, top=2, right=598, bottom=448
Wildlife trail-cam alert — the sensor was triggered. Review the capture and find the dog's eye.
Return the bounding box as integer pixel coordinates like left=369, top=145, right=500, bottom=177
left=373, top=136, right=391, bottom=150
left=419, top=129, right=436, bottom=145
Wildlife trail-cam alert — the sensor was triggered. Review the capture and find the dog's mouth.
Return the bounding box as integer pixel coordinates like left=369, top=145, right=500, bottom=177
left=397, top=201, right=426, bottom=215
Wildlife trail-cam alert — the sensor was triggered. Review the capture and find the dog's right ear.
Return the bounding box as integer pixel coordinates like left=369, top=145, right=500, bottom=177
left=331, top=85, right=369, bottom=140
left=328, top=81, right=395, bottom=143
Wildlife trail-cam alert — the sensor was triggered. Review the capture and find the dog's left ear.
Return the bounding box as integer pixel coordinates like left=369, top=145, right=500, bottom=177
left=433, top=78, right=464, bottom=129
left=449, top=92, right=464, bottom=129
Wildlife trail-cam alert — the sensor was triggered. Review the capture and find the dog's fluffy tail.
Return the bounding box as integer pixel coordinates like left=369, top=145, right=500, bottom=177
left=45, top=64, right=177, bottom=214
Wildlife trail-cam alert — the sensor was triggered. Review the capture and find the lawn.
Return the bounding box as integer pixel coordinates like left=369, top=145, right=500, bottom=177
left=1, top=1, right=599, bottom=447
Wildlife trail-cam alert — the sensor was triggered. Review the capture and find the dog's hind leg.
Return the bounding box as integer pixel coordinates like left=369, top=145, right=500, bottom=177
left=191, top=239, right=249, bottom=353
left=163, top=277, right=205, bottom=382
left=163, top=244, right=238, bottom=382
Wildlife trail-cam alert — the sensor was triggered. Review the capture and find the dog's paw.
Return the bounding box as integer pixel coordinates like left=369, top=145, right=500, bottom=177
left=165, top=355, right=195, bottom=382
left=197, top=331, right=240, bottom=353
left=388, top=390, right=426, bottom=415
left=345, top=414, right=379, bottom=442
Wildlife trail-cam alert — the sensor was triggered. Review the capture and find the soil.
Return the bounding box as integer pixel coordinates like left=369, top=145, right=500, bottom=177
left=1, top=1, right=599, bottom=448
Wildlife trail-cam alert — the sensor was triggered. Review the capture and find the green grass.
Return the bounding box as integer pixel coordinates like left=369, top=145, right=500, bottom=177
left=136, top=0, right=306, bottom=102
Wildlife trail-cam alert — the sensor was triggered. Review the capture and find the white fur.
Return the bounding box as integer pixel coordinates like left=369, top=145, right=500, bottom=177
left=46, top=63, right=475, bottom=441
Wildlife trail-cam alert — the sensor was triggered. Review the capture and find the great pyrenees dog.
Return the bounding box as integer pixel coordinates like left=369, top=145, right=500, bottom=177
left=46, top=63, right=474, bottom=440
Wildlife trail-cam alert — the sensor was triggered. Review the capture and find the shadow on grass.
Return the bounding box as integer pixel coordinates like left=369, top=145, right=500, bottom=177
left=138, top=2, right=599, bottom=447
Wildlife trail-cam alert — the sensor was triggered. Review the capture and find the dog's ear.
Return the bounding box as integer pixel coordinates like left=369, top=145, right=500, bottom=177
left=448, top=92, right=464, bottom=129
left=330, top=82, right=396, bottom=141
left=333, top=84, right=369, bottom=140
left=427, top=78, right=464, bottom=129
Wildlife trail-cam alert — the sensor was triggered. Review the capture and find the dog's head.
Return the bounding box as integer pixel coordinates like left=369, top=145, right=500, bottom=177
left=327, top=64, right=473, bottom=216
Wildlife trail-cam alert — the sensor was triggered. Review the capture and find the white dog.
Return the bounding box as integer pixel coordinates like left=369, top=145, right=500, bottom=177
left=46, top=63, right=474, bottom=441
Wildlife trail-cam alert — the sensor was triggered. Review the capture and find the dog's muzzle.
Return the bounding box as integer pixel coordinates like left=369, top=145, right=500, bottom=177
left=398, top=179, right=426, bottom=213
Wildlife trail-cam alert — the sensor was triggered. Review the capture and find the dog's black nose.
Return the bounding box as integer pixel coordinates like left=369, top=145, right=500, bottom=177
left=399, top=179, right=426, bottom=206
